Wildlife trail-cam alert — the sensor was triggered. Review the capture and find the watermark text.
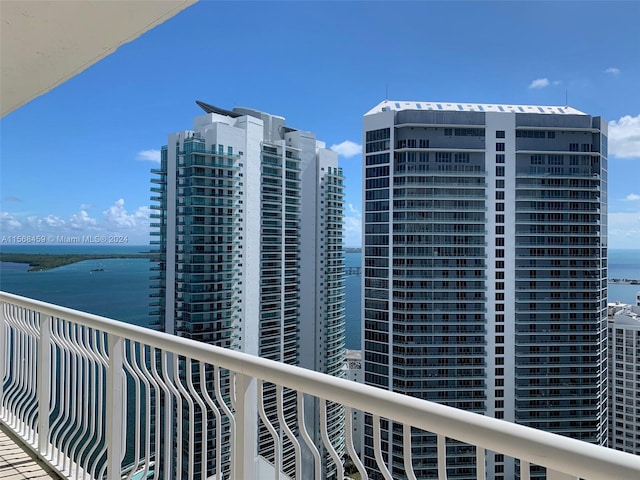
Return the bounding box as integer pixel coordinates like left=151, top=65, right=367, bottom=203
left=1, top=235, right=129, bottom=244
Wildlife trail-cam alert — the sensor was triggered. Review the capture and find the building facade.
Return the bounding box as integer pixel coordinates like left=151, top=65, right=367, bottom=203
left=151, top=101, right=345, bottom=478
left=362, top=101, right=608, bottom=479
left=608, top=302, right=640, bottom=455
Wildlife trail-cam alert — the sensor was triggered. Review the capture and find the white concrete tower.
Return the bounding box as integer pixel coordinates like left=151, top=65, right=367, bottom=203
left=151, top=101, right=345, bottom=479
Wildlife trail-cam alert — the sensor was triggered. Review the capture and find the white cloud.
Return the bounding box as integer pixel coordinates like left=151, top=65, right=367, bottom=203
left=2, top=199, right=151, bottom=244
left=69, top=210, right=98, bottom=230
left=605, top=67, right=621, bottom=75
left=24, top=216, right=38, bottom=229
left=528, top=78, right=550, bottom=89
left=343, top=203, right=362, bottom=248
left=608, top=212, right=640, bottom=248
left=136, top=149, right=161, bottom=163
left=330, top=140, right=362, bottom=159
left=625, top=193, right=640, bottom=201
left=608, top=114, right=640, bottom=159
left=1, top=211, right=22, bottom=231
left=22, top=213, right=66, bottom=230
left=43, top=215, right=65, bottom=227
left=103, top=199, right=150, bottom=230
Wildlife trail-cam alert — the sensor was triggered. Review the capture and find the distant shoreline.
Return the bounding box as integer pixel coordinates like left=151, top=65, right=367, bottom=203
left=609, top=279, right=640, bottom=285
left=0, top=253, right=154, bottom=272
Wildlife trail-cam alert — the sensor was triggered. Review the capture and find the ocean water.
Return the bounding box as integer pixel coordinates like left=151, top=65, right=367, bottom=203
left=607, top=249, right=640, bottom=305
left=1, top=247, right=638, bottom=350
left=0, top=245, right=152, bottom=327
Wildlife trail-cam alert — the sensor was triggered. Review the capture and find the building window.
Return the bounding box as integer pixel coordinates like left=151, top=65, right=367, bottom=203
left=366, top=128, right=390, bottom=142
left=496, top=166, right=505, bottom=176
left=495, top=225, right=504, bottom=234
left=496, top=154, right=505, bottom=163
left=531, top=154, right=544, bottom=165
left=496, top=249, right=504, bottom=258
left=496, top=131, right=505, bottom=138
left=496, top=142, right=505, bottom=151
left=496, top=214, right=504, bottom=223
left=496, top=237, right=504, bottom=246
left=496, top=191, right=505, bottom=200
left=496, top=179, right=505, bottom=188
left=436, top=152, right=452, bottom=163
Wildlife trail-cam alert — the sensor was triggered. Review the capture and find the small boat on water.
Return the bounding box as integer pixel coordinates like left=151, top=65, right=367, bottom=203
left=90, top=262, right=104, bottom=272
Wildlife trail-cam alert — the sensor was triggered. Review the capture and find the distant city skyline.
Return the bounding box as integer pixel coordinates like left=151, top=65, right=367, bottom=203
left=1, top=1, right=639, bottom=247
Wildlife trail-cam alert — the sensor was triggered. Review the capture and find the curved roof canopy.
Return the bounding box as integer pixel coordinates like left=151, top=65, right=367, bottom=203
left=1, top=0, right=197, bottom=117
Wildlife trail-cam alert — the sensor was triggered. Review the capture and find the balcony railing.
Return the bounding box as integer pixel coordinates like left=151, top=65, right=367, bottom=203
left=1, top=291, right=639, bottom=480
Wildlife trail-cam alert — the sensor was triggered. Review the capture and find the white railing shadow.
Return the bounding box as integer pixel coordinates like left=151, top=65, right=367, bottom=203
left=1, top=291, right=639, bottom=480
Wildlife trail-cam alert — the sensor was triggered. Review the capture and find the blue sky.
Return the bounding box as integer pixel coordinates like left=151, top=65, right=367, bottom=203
left=1, top=1, right=639, bottom=248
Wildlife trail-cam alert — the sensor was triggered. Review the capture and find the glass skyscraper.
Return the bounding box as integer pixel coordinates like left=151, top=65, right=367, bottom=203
left=151, top=101, right=345, bottom=479
left=362, top=101, right=608, bottom=479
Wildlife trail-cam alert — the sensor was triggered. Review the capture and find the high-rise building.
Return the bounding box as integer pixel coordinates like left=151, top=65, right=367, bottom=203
left=151, top=101, right=345, bottom=478
left=607, top=301, right=640, bottom=455
left=362, top=100, right=608, bottom=479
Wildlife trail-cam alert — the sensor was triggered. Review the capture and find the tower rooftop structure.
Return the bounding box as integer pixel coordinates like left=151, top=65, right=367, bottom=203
left=365, top=99, right=587, bottom=116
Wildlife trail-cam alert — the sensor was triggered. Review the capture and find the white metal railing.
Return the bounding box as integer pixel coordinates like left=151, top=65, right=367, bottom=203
left=1, top=291, right=640, bottom=480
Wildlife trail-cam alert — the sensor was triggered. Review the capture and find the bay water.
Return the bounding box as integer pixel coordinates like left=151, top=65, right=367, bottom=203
left=1, top=246, right=638, bottom=350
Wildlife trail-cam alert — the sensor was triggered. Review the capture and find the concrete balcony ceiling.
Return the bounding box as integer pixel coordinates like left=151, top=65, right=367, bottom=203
left=0, top=0, right=197, bottom=117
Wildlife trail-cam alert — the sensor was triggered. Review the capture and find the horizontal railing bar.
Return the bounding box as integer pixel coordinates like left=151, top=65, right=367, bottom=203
left=2, top=291, right=639, bottom=480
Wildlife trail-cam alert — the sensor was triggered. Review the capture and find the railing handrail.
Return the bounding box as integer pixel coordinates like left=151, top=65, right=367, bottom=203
left=1, top=291, right=639, bottom=479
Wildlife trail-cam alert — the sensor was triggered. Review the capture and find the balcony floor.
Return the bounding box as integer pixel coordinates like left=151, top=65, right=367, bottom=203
left=0, top=423, right=61, bottom=480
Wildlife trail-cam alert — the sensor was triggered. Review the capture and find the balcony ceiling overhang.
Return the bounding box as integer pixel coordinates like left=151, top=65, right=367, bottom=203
left=0, top=0, right=197, bottom=117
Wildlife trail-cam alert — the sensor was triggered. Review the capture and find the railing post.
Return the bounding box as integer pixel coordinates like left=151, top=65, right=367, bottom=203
left=106, top=334, right=125, bottom=480
left=0, top=301, right=5, bottom=417
left=37, top=313, right=51, bottom=456
left=234, top=373, right=257, bottom=479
